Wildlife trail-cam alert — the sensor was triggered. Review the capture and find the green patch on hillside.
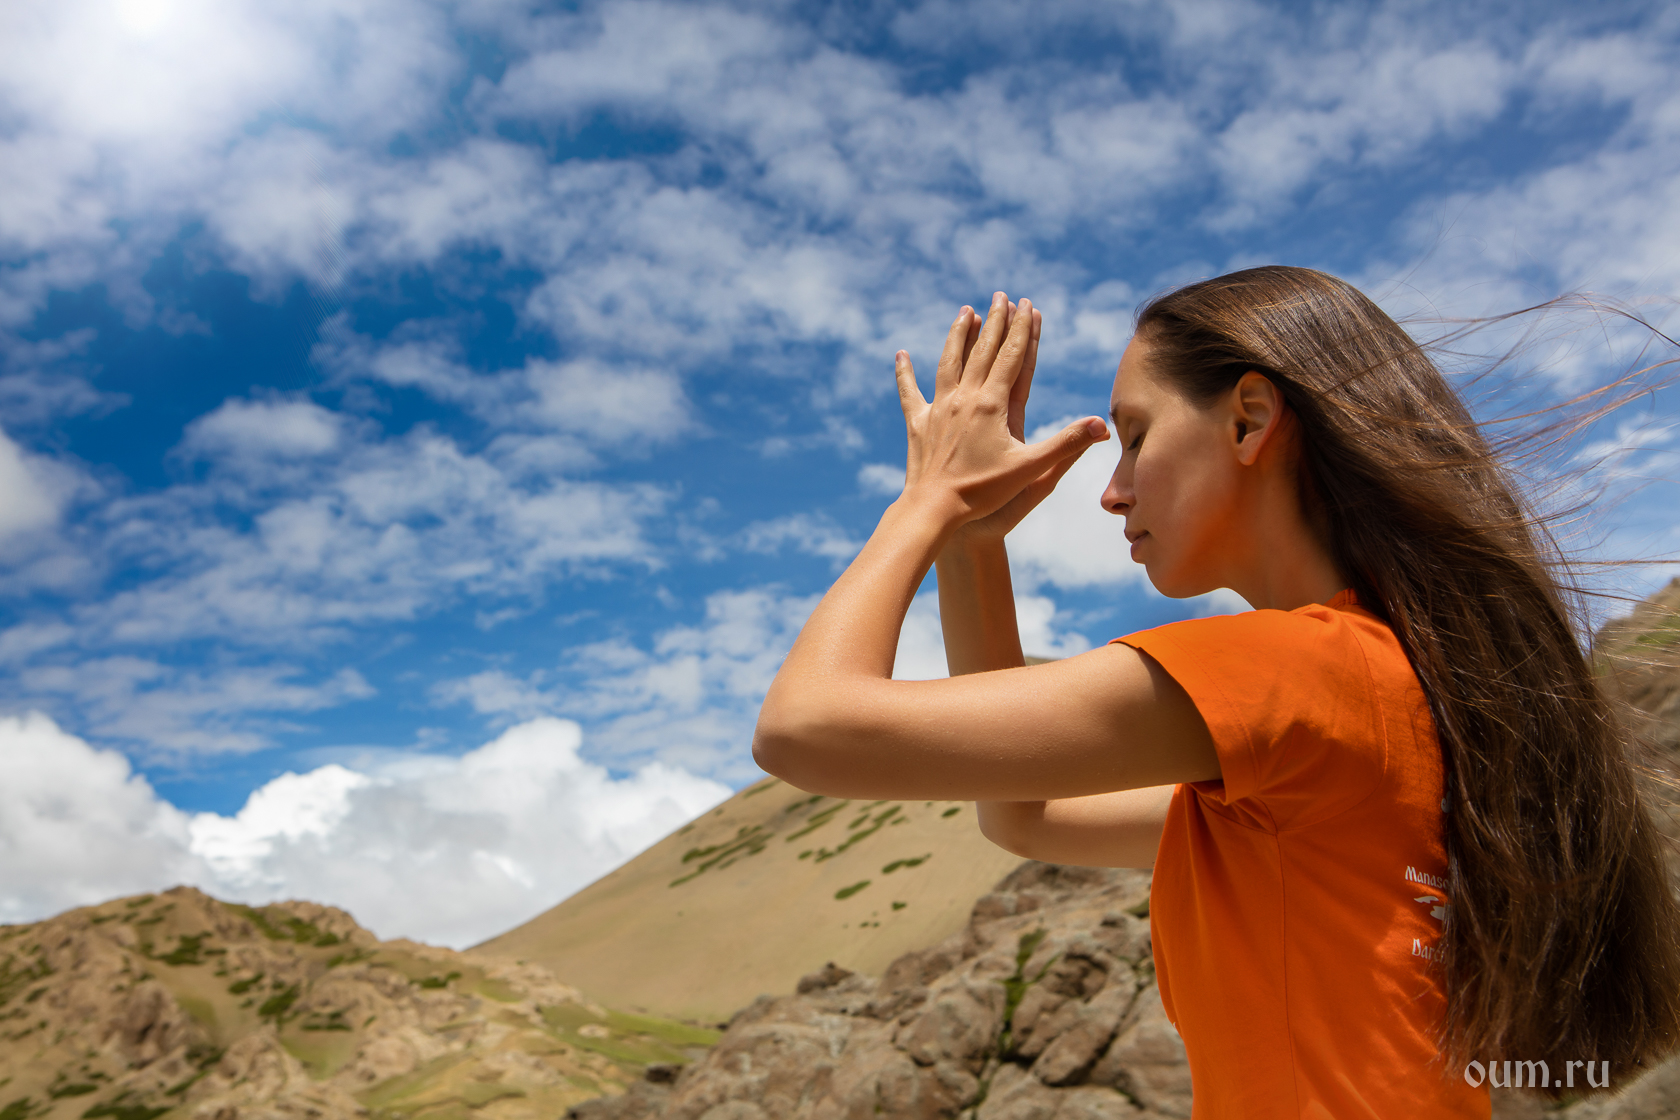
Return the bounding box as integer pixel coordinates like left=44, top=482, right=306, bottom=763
left=783, top=799, right=852, bottom=842
left=284, top=1023, right=361, bottom=1079
left=0, top=947, right=54, bottom=1010
left=154, top=934, right=211, bottom=966
left=80, top=1091, right=169, bottom=1120
left=538, top=1004, right=713, bottom=1066
left=0, top=1098, right=41, bottom=1120
left=258, top=983, right=301, bottom=1025
left=227, top=904, right=341, bottom=947
left=359, top=1052, right=476, bottom=1114
left=476, top=978, right=522, bottom=1003
left=882, top=854, right=931, bottom=874
left=811, top=805, right=902, bottom=862
left=669, top=826, right=771, bottom=886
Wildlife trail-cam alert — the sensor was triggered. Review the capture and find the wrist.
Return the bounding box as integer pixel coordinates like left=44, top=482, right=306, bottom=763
left=937, top=523, right=1007, bottom=568
left=888, top=485, right=970, bottom=540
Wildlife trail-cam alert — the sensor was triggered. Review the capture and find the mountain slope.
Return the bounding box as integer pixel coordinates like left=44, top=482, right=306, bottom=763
left=0, top=887, right=716, bottom=1120
left=475, top=782, right=1027, bottom=1023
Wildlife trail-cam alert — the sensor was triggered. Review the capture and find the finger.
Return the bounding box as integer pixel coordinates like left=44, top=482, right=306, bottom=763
left=895, top=349, right=928, bottom=415
left=935, top=307, right=971, bottom=397
left=961, top=291, right=1011, bottom=385
left=1021, top=415, right=1110, bottom=477
left=960, top=310, right=981, bottom=372
left=1007, top=306, right=1042, bottom=441
left=984, top=295, right=1038, bottom=398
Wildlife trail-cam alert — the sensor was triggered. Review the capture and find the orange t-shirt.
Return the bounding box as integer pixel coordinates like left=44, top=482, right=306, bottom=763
left=1113, top=590, right=1490, bottom=1119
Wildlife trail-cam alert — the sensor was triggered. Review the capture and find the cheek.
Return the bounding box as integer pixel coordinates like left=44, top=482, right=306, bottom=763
left=1135, top=438, right=1227, bottom=535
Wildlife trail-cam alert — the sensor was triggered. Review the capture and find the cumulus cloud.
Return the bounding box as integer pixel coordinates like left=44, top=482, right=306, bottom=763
left=0, top=712, right=203, bottom=923
left=0, top=711, right=730, bottom=947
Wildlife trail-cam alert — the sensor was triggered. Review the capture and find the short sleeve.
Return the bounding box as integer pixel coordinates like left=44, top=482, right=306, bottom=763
left=1112, top=603, right=1390, bottom=831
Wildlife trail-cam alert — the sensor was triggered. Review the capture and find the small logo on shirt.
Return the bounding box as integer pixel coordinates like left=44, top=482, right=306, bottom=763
left=1403, top=866, right=1451, bottom=925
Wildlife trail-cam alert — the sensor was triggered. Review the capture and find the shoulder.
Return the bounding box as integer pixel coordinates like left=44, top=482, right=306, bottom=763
left=1114, top=597, right=1368, bottom=671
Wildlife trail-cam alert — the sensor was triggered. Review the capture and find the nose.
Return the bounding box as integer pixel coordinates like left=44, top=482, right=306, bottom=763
left=1102, top=461, right=1131, bottom=516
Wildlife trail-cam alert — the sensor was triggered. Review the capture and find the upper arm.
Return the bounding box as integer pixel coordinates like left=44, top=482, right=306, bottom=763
left=753, top=641, right=1219, bottom=801
left=977, top=785, right=1176, bottom=869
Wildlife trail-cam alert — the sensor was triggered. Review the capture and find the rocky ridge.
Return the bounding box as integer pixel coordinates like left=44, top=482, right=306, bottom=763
left=570, top=862, right=1189, bottom=1120
left=0, top=887, right=717, bottom=1120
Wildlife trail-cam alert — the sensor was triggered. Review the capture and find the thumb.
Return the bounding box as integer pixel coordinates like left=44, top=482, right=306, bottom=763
left=1023, top=416, right=1109, bottom=473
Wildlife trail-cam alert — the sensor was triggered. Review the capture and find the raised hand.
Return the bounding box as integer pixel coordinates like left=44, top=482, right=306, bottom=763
left=895, top=292, right=1108, bottom=539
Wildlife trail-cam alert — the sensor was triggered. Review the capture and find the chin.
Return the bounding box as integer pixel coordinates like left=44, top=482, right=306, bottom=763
left=1144, top=565, right=1219, bottom=601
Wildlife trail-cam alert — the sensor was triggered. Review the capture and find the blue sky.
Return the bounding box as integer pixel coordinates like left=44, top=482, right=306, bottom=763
left=2, top=0, right=1677, bottom=947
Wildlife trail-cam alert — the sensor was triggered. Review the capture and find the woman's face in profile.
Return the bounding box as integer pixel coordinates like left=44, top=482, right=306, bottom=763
left=1102, top=337, right=1246, bottom=599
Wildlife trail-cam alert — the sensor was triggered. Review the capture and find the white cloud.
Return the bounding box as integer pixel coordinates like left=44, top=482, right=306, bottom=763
left=0, top=426, right=63, bottom=540
left=891, top=591, right=1094, bottom=681
left=0, top=711, right=731, bottom=947
left=15, top=658, right=375, bottom=756
left=857, top=462, right=905, bottom=496
left=181, top=397, right=345, bottom=461
left=1008, top=418, right=1145, bottom=591
left=318, top=328, right=694, bottom=448
left=739, top=512, right=861, bottom=565
left=0, top=711, right=203, bottom=923
left=195, top=716, right=733, bottom=947
left=545, top=587, right=821, bottom=780
left=432, top=581, right=1095, bottom=784
left=87, top=424, right=669, bottom=649
left=3, top=0, right=1678, bottom=863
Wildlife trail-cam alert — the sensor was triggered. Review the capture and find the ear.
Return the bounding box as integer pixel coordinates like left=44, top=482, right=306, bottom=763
left=1229, top=371, right=1285, bottom=466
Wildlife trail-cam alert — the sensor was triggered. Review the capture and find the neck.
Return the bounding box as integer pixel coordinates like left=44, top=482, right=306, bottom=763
left=1226, top=475, right=1346, bottom=613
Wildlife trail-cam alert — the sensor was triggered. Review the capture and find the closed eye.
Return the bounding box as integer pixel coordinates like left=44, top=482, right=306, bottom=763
left=1127, top=432, right=1144, bottom=451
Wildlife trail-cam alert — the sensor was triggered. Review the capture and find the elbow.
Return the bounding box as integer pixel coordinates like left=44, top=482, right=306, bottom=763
left=976, top=801, right=1042, bottom=860
left=750, top=721, right=797, bottom=784
left=751, top=696, right=831, bottom=792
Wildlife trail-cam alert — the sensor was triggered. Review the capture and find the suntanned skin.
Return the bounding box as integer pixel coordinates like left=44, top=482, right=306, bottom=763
left=752, top=291, right=1347, bottom=868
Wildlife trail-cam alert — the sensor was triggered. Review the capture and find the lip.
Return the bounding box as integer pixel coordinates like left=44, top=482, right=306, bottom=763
left=1126, top=529, right=1148, bottom=561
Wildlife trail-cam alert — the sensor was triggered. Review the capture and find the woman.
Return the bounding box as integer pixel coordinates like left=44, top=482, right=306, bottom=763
left=752, top=266, right=1680, bottom=1117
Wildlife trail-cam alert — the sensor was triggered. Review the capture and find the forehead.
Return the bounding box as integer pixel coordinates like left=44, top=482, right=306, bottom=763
left=1108, top=336, right=1168, bottom=421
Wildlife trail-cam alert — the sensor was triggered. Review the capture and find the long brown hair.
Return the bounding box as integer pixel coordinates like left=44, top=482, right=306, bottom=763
left=1134, top=266, right=1680, bottom=1095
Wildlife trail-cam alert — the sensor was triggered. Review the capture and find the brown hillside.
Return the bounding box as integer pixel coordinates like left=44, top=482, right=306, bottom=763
left=0, top=886, right=716, bottom=1120
left=475, top=783, right=1026, bottom=1024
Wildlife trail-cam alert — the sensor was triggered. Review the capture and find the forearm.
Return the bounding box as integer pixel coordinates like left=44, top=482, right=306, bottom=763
left=755, top=491, right=957, bottom=766
left=977, top=786, right=1175, bottom=868
left=935, top=535, right=1024, bottom=676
